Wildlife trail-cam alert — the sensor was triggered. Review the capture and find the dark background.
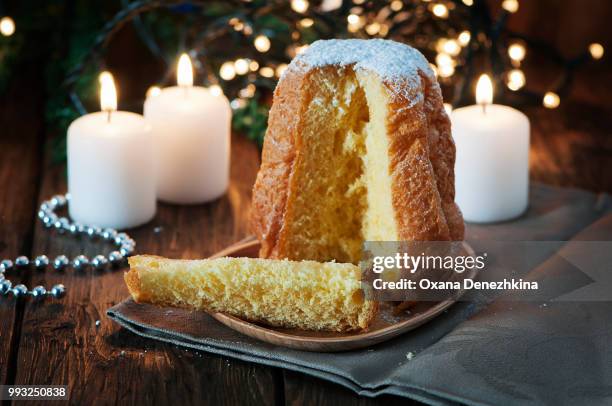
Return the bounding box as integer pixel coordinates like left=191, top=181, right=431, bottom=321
left=1, top=0, right=611, bottom=191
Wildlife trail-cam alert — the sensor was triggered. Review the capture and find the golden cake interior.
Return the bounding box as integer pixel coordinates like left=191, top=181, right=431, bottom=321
left=282, top=66, right=398, bottom=264
left=126, top=255, right=376, bottom=331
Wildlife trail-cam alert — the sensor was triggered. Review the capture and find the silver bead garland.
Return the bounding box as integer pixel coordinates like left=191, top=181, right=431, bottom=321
left=0, top=193, right=135, bottom=300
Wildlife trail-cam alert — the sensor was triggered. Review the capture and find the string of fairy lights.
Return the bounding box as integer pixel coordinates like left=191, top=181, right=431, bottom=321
left=0, top=0, right=606, bottom=119
left=113, top=0, right=607, bottom=111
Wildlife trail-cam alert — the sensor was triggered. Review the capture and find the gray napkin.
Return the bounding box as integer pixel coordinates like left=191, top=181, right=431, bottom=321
left=107, top=184, right=612, bottom=406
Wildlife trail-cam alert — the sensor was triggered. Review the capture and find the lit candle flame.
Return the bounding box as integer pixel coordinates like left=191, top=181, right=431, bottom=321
left=177, top=53, right=194, bottom=87
left=476, top=74, right=493, bottom=111
left=100, top=72, right=117, bottom=119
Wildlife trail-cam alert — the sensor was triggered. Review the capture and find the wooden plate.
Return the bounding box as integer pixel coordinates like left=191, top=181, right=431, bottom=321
left=209, top=236, right=478, bottom=352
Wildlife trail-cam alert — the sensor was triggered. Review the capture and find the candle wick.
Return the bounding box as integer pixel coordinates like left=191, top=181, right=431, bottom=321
left=481, top=103, right=487, bottom=115
left=182, top=85, right=189, bottom=98
left=106, top=110, right=112, bottom=123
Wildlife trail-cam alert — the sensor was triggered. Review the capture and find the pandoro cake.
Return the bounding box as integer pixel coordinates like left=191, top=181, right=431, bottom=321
left=252, top=39, right=464, bottom=264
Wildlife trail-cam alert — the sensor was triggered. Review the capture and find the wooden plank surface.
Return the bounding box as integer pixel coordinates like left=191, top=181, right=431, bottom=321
left=0, top=64, right=45, bottom=386
left=11, top=134, right=280, bottom=405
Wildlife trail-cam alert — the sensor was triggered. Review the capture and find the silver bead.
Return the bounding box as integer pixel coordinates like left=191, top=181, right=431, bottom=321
left=108, top=251, right=124, bottom=266
left=38, top=209, right=47, bottom=219
left=34, top=255, right=50, bottom=270
left=86, top=226, right=99, bottom=238
left=43, top=216, right=55, bottom=228
left=50, top=284, right=65, bottom=298
left=15, top=256, right=30, bottom=268
left=51, top=195, right=67, bottom=207
left=0, top=259, right=14, bottom=272
left=50, top=196, right=61, bottom=207
left=40, top=202, right=51, bottom=212
left=11, top=284, right=28, bottom=298
left=53, top=255, right=70, bottom=271
left=114, top=233, right=129, bottom=245
left=59, top=217, right=70, bottom=230
left=0, top=279, right=12, bottom=295
left=31, top=285, right=46, bottom=298
left=72, top=255, right=89, bottom=270
left=91, top=255, right=108, bottom=270
left=68, top=223, right=79, bottom=235
left=119, top=247, right=133, bottom=257
left=54, top=217, right=69, bottom=233
left=102, top=228, right=117, bottom=240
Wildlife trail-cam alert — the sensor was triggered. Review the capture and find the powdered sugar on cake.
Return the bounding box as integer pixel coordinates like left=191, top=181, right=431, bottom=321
left=281, top=39, right=436, bottom=99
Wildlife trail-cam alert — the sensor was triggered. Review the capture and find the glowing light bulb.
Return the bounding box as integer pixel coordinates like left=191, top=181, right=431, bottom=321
left=543, top=92, right=560, bottom=109
left=436, top=52, right=455, bottom=69
left=295, top=44, right=309, bottom=54
left=379, top=24, right=389, bottom=37
left=291, top=0, right=309, bottom=13
left=462, top=0, right=473, bottom=5
left=254, top=35, right=271, bottom=52
left=220, top=62, right=236, bottom=80
left=501, top=0, right=519, bottom=13
left=234, top=58, right=249, bottom=75
left=239, top=83, right=256, bottom=98
left=390, top=0, right=403, bottom=11
left=442, top=39, right=461, bottom=56
left=320, top=0, right=342, bottom=12
left=100, top=72, right=117, bottom=113
left=299, top=18, right=314, bottom=27
left=432, top=4, right=449, bottom=18
left=437, top=64, right=455, bottom=78
left=365, top=22, right=381, bottom=36
left=209, top=85, right=223, bottom=97
left=146, top=86, right=161, bottom=98
left=276, top=64, right=288, bottom=77
left=347, top=14, right=360, bottom=24
left=260, top=67, right=275, bottom=78
left=506, top=69, right=525, bottom=91
left=231, top=99, right=246, bottom=110
left=508, top=43, right=526, bottom=62
left=0, top=16, right=15, bottom=36
left=476, top=74, right=493, bottom=106
left=177, top=53, right=194, bottom=87
left=458, top=31, right=471, bottom=46
left=589, top=43, right=604, bottom=60
left=249, top=60, right=260, bottom=71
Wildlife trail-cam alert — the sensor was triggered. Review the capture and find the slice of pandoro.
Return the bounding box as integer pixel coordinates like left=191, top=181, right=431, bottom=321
left=126, top=255, right=377, bottom=332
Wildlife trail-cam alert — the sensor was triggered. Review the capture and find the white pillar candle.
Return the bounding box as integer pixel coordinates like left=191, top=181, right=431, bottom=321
left=68, top=73, right=156, bottom=229
left=451, top=74, right=530, bottom=223
left=144, top=54, right=231, bottom=204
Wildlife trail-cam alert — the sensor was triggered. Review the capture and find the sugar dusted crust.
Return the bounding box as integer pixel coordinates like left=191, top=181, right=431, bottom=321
left=252, top=39, right=464, bottom=258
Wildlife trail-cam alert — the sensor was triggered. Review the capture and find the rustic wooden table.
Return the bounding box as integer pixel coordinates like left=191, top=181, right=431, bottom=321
left=1, top=56, right=611, bottom=406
